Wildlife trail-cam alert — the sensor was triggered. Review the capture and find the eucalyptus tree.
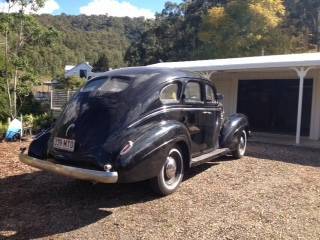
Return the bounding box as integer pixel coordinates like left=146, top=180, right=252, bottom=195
left=198, top=0, right=290, bottom=58
left=285, top=0, right=320, bottom=51
left=0, top=0, right=58, bottom=118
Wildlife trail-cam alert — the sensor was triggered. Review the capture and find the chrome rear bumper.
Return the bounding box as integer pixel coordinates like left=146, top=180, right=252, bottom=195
left=19, top=154, right=118, bottom=184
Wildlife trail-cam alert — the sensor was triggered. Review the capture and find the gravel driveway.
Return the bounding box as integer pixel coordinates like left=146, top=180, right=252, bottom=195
left=0, top=141, right=319, bottom=239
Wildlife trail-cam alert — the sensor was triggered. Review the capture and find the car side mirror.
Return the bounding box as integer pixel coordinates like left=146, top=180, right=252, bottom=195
left=217, top=93, right=224, bottom=102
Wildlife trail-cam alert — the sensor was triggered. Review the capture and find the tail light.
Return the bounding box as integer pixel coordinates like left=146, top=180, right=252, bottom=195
left=120, top=141, right=134, bottom=156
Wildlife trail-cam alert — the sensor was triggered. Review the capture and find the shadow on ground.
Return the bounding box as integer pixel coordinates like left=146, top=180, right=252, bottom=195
left=246, top=142, right=320, bottom=167
left=3, top=142, right=317, bottom=239
left=0, top=162, right=219, bottom=240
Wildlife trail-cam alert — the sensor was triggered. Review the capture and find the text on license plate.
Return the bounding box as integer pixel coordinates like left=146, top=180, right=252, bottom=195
left=53, top=137, right=75, bottom=152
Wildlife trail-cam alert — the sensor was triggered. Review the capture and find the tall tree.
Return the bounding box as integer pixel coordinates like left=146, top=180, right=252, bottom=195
left=0, top=0, right=58, bottom=118
left=198, top=0, right=290, bottom=58
left=285, top=0, right=320, bottom=51
left=92, top=53, right=110, bottom=72
left=124, top=0, right=230, bottom=66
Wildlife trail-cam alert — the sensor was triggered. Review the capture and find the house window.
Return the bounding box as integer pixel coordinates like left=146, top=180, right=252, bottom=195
left=80, top=69, right=87, bottom=78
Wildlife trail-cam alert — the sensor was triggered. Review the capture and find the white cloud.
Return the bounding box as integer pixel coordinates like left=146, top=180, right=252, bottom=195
left=0, top=0, right=59, bottom=14
left=37, top=0, right=60, bottom=14
left=80, top=0, right=155, bottom=18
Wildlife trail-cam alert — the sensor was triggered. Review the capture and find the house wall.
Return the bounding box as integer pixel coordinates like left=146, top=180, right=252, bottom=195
left=211, top=69, right=320, bottom=140
left=213, top=74, right=237, bottom=115
left=65, top=63, right=93, bottom=79
left=310, top=71, right=320, bottom=140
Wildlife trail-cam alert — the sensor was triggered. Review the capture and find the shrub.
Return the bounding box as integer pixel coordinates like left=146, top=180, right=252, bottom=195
left=23, top=113, right=54, bottom=134
left=33, top=113, right=54, bottom=133
left=0, top=122, right=8, bottom=140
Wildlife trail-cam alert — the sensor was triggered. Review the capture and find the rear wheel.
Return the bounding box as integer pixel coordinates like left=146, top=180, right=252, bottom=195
left=150, top=146, right=184, bottom=196
left=232, top=129, right=247, bottom=159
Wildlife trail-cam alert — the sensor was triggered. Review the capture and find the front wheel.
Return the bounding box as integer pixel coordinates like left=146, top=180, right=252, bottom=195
left=232, top=129, right=247, bottom=159
left=150, top=146, right=184, bottom=196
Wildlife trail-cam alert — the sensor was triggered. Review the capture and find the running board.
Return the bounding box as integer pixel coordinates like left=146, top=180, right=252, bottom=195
left=191, top=148, right=230, bottom=167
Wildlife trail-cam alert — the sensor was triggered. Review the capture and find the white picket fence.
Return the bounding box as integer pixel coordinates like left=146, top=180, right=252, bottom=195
left=50, top=90, right=77, bottom=111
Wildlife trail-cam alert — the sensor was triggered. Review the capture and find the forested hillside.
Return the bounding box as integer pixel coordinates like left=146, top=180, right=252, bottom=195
left=32, top=14, right=147, bottom=75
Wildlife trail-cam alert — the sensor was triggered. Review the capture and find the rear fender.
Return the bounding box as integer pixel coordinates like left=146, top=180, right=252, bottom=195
left=220, top=113, right=249, bottom=150
left=117, top=121, right=191, bottom=183
left=28, top=129, right=52, bottom=159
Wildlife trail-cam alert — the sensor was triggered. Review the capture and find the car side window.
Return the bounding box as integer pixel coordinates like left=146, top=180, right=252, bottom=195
left=184, top=82, right=202, bottom=103
left=205, top=85, right=216, bottom=103
left=160, top=83, right=179, bottom=104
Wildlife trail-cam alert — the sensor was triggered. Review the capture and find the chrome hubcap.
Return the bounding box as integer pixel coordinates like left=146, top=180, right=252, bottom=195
left=165, top=157, right=177, bottom=179
left=239, top=131, right=247, bottom=156
left=161, top=148, right=183, bottom=189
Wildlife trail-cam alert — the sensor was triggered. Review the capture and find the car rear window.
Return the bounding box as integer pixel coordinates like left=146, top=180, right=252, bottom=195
left=81, top=77, right=130, bottom=93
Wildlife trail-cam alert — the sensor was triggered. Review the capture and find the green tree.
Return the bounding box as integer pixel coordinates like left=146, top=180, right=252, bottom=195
left=125, top=21, right=162, bottom=66
left=285, top=0, right=320, bottom=51
left=0, top=79, right=9, bottom=120
left=198, top=0, right=290, bottom=58
left=124, top=0, right=228, bottom=66
left=92, top=53, right=110, bottom=72
left=0, top=0, right=58, bottom=118
left=55, top=75, right=85, bottom=90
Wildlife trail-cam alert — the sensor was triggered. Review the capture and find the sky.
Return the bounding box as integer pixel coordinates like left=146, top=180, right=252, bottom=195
left=0, top=0, right=183, bottom=18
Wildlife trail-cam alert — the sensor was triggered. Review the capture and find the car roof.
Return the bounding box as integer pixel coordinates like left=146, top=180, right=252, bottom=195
left=89, top=67, right=217, bottom=95
left=94, top=67, right=205, bottom=84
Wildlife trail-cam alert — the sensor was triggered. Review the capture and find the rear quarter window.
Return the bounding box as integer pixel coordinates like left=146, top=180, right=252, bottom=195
left=160, top=83, right=180, bottom=104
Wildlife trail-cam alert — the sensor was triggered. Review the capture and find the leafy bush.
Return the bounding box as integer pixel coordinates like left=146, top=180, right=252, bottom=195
left=23, top=113, right=54, bottom=134
left=23, top=114, right=34, bottom=127
left=55, top=76, right=85, bottom=90
left=0, top=122, right=8, bottom=140
left=33, top=113, right=54, bottom=133
left=19, top=94, right=44, bottom=116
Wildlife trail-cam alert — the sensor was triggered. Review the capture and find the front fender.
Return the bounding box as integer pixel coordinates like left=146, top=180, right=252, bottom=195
left=220, top=113, right=249, bottom=150
left=116, top=120, right=191, bottom=183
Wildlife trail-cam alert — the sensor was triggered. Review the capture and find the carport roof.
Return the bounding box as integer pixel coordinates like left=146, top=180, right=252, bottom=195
left=149, top=52, right=320, bottom=145
left=149, top=52, right=320, bottom=72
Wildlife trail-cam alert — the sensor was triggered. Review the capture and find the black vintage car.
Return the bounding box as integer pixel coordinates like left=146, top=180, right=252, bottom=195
left=20, top=67, right=249, bottom=195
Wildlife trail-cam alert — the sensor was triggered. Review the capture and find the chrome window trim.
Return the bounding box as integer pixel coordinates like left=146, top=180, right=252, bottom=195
left=128, top=106, right=222, bottom=128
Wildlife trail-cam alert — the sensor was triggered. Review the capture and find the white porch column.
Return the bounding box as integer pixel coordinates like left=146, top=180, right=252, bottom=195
left=293, top=67, right=313, bottom=144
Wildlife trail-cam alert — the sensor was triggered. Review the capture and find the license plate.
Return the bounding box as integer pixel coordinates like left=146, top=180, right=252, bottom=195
left=53, top=137, right=75, bottom=152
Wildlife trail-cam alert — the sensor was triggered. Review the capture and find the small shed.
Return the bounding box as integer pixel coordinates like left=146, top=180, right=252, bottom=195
left=65, top=62, right=94, bottom=80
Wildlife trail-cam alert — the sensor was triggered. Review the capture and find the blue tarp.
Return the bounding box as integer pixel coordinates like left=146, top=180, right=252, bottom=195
left=5, top=119, right=22, bottom=141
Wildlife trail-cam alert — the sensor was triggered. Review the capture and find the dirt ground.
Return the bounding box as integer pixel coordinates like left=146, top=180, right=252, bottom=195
left=0, top=141, right=319, bottom=240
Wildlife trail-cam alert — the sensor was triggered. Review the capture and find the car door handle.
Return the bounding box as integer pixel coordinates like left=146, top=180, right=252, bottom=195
left=203, top=111, right=212, bottom=115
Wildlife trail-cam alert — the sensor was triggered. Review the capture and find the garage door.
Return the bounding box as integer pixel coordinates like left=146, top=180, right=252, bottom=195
left=237, top=79, right=313, bottom=136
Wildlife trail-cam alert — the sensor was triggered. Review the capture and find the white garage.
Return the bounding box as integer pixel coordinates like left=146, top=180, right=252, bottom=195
left=150, top=52, right=320, bottom=144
